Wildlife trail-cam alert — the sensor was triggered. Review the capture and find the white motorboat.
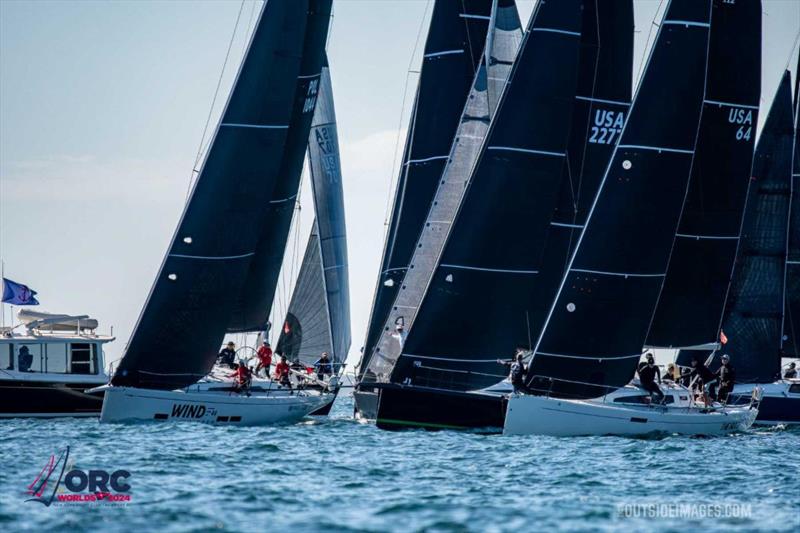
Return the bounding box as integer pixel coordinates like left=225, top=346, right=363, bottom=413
left=504, top=382, right=760, bottom=437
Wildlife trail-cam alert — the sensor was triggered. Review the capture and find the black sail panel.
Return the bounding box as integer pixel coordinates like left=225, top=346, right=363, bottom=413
left=647, top=1, right=761, bottom=349
left=276, top=229, right=332, bottom=366
left=306, top=58, right=351, bottom=366
left=526, top=0, right=717, bottom=399
left=227, top=0, right=333, bottom=333
left=385, top=0, right=585, bottom=388
left=714, top=73, right=794, bottom=382
left=113, top=1, right=332, bottom=390
left=784, top=55, right=800, bottom=359
left=358, top=0, right=492, bottom=378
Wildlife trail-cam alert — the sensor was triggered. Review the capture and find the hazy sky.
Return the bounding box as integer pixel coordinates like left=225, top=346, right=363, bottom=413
left=1, top=0, right=798, bottom=369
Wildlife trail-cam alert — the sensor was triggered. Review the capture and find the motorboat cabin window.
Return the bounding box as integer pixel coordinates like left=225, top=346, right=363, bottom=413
left=789, top=384, right=800, bottom=394
left=16, top=344, right=43, bottom=372
left=45, top=343, right=68, bottom=374
left=70, top=343, right=97, bottom=374
left=3, top=345, right=12, bottom=370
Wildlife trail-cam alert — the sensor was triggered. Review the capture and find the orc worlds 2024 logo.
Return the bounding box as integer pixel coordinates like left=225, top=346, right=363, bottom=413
left=26, top=447, right=132, bottom=506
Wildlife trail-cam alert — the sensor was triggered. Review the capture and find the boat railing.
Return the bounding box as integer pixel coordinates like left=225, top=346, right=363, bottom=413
left=525, top=374, right=623, bottom=401
left=404, top=362, right=507, bottom=391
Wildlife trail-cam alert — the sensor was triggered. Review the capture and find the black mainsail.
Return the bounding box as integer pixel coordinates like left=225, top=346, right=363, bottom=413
left=227, top=1, right=333, bottom=334
left=277, top=58, right=351, bottom=368
left=358, top=0, right=492, bottom=379
left=525, top=0, right=721, bottom=399
left=113, top=0, right=332, bottom=389
left=704, top=72, right=794, bottom=382
left=647, top=1, right=761, bottom=351
left=783, top=56, right=800, bottom=360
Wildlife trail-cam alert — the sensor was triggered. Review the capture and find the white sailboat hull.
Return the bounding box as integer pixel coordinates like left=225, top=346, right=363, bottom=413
left=503, top=393, right=758, bottom=437
left=100, top=386, right=331, bottom=426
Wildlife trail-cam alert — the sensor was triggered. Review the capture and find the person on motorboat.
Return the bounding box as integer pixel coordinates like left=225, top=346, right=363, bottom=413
left=785, top=362, right=797, bottom=379
left=636, top=352, right=664, bottom=403
left=256, top=341, right=273, bottom=377
left=715, top=354, right=736, bottom=403
left=274, top=355, right=292, bottom=390
left=314, top=352, right=333, bottom=381
left=18, top=346, right=33, bottom=372
left=217, top=341, right=237, bottom=369
left=663, top=363, right=677, bottom=383
left=498, top=348, right=527, bottom=393
left=689, top=355, right=716, bottom=405
left=234, top=359, right=252, bottom=393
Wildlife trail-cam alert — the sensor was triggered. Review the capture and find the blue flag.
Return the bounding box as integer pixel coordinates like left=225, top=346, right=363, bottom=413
left=2, top=278, right=40, bottom=305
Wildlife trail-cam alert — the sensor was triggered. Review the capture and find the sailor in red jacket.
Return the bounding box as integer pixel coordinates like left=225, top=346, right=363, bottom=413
left=234, top=360, right=252, bottom=393
left=256, top=341, right=273, bottom=377
left=274, top=355, right=292, bottom=390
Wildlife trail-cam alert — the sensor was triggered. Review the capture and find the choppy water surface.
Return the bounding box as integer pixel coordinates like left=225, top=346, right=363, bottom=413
left=0, top=393, right=797, bottom=532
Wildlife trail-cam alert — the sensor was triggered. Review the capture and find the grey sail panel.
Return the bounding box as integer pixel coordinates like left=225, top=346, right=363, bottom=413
left=227, top=0, right=333, bottom=333
left=113, top=1, right=332, bottom=390
left=784, top=55, right=800, bottom=359
left=702, top=73, right=793, bottom=381
left=382, top=0, right=585, bottom=388
left=276, top=228, right=333, bottom=366
left=360, top=0, right=523, bottom=386
left=358, top=0, right=492, bottom=379
left=647, top=0, right=762, bottom=349
left=526, top=0, right=719, bottom=399
left=306, top=58, right=350, bottom=366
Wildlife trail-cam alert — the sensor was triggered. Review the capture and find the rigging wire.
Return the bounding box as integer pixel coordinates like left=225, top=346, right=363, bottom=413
left=185, top=0, right=247, bottom=200
left=634, top=0, right=665, bottom=90
left=382, top=0, right=432, bottom=228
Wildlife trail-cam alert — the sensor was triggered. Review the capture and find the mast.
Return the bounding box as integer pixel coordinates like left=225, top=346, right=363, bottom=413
left=783, top=51, right=800, bottom=360
left=358, top=0, right=493, bottom=379
left=647, top=0, right=762, bottom=351
left=113, top=0, right=332, bottom=390
left=525, top=0, right=720, bottom=399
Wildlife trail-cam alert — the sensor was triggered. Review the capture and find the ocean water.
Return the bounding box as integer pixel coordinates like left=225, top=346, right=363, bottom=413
left=0, top=392, right=798, bottom=533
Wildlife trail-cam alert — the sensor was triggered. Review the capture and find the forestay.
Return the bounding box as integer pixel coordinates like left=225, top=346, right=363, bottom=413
left=648, top=0, right=761, bottom=350
left=361, top=0, right=523, bottom=386
left=526, top=0, right=716, bottom=399
left=359, top=0, right=492, bottom=379
left=113, top=0, right=332, bottom=390
left=381, top=0, right=585, bottom=388
left=698, top=73, right=794, bottom=382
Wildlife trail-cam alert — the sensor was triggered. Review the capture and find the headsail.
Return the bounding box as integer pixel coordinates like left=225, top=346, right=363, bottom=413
left=698, top=73, right=794, bottom=381
left=525, top=0, right=719, bottom=399
left=277, top=57, right=351, bottom=368
left=358, top=0, right=492, bottom=379
left=227, top=0, right=333, bottom=333
left=113, top=0, right=332, bottom=390
left=359, top=0, right=523, bottom=387
left=647, top=0, right=761, bottom=350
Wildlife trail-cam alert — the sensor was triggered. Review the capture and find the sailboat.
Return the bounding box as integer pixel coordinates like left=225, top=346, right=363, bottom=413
left=355, top=0, right=496, bottom=419
left=504, top=0, right=762, bottom=437
left=724, top=68, right=800, bottom=425
left=364, top=0, right=634, bottom=430
left=101, top=0, right=341, bottom=425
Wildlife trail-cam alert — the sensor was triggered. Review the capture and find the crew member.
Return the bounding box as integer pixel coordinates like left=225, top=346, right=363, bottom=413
left=18, top=346, right=33, bottom=372
left=256, top=341, right=273, bottom=377
left=784, top=362, right=798, bottom=379
left=234, top=359, right=252, bottom=393
left=716, top=354, right=736, bottom=403
left=497, top=347, right=527, bottom=393
left=663, top=363, right=677, bottom=383
left=314, top=352, right=333, bottom=381
left=217, top=341, right=237, bottom=369
left=689, top=355, right=716, bottom=405
left=274, top=355, right=292, bottom=389
left=637, top=352, right=664, bottom=403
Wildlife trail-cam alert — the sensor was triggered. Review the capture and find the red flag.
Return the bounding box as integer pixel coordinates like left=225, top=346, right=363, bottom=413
left=720, top=330, right=728, bottom=345
left=283, top=321, right=291, bottom=334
